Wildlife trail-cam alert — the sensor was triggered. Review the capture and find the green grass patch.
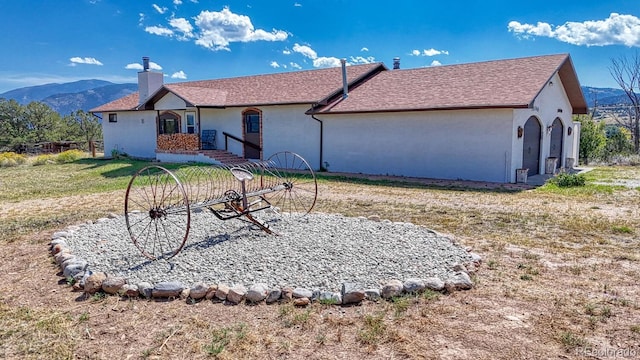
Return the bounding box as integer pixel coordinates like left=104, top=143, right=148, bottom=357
left=357, top=313, right=387, bottom=345
left=558, top=331, right=588, bottom=349
left=586, top=166, right=640, bottom=181
left=537, top=181, right=617, bottom=196
left=612, top=225, right=634, bottom=234
left=279, top=304, right=312, bottom=328
left=203, top=323, right=249, bottom=357
left=0, top=157, right=154, bottom=202
left=0, top=303, right=75, bottom=359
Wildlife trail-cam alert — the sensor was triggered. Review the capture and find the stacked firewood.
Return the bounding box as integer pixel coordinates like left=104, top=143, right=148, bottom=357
left=157, top=134, right=200, bottom=151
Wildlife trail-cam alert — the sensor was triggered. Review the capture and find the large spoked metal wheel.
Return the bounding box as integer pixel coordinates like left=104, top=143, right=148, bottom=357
left=124, top=166, right=190, bottom=260
left=263, top=151, right=317, bottom=216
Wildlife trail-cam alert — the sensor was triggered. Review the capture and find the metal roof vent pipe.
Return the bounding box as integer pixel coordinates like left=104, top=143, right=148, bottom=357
left=341, top=58, right=348, bottom=99
left=393, top=57, right=400, bottom=70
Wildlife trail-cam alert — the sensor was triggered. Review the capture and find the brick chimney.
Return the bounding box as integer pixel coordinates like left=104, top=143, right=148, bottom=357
left=138, top=56, right=163, bottom=105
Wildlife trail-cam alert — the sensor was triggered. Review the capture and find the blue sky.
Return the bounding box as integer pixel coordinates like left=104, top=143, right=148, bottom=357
left=0, top=0, right=639, bottom=93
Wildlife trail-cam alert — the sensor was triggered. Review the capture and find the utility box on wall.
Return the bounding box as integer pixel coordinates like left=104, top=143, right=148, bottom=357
left=545, top=157, right=558, bottom=175
left=516, top=168, right=529, bottom=183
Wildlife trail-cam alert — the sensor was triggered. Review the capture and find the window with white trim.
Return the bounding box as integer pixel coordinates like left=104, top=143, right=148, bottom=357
left=186, top=112, right=196, bottom=134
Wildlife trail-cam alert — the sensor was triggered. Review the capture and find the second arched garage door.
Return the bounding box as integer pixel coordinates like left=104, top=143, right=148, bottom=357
left=522, top=116, right=541, bottom=176
left=549, top=117, right=564, bottom=170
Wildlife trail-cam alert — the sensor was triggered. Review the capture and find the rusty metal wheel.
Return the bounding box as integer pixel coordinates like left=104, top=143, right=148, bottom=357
left=263, top=151, right=317, bottom=216
left=124, top=166, right=190, bottom=260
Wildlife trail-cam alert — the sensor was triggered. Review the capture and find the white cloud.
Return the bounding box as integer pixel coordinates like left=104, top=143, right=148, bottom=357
left=270, top=61, right=280, bottom=68
left=152, top=4, right=168, bottom=14
left=138, top=13, right=145, bottom=26
left=173, top=0, right=182, bottom=5
left=508, top=13, right=640, bottom=47
left=410, top=48, right=449, bottom=56
left=360, top=47, right=369, bottom=52
left=193, top=7, right=288, bottom=51
left=350, top=56, right=376, bottom=64
left=313, top=56, right=341, bottom=68
left=430, top=60, right=442, bottom=66
left=69, top=57, right=103, bottom=66
left=423, top=48, right=449, bottom=56
left=292, top=43, right=317, bottom=59
left=283, top=49, right=291, bottom=55
left=145, top=25, right=174, bottom=36
left=290, top=62, right=302, bottom=69
left=294, top=2, right=302, bottom=6
left=171, top=70, right=187, bottom=79
left=125, top=61, right=163, bottom=70
left=125, top=63, right=143, bottom=70
left=169, top=17, right=195, bottom=39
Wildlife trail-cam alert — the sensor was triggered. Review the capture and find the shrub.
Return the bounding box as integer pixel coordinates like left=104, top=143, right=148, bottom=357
left=55, top=149, right=85, bottom=164
left=553, top=173, right=586, bottom=187
left=0, top=152, right=27, bottom=167
left=32, top=154, right=57, bottom=166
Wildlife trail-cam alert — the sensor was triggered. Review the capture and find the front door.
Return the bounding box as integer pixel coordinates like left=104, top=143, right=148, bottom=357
left=522, top=116, right=541, bottom=176
left=549, top=118, right=564, bottom=169
left=243, top=110, right=261, bottom=159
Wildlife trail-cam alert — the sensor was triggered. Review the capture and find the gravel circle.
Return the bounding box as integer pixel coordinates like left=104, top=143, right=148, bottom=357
left=65, top=211, right=472, bottom=292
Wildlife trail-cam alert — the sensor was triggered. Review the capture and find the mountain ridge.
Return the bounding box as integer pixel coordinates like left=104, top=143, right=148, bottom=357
left=0, top=80, right=137, bottom=115
left=0, top=80, right=635, bottom=115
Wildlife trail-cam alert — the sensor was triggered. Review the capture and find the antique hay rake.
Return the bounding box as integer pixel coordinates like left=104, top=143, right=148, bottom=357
left=124, top=151, right=317, bottom=260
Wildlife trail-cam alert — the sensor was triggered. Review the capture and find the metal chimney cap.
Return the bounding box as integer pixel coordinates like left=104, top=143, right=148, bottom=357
left=393, top=57, right=400, bottom=70
left=142, top=57, right=150, bottom=71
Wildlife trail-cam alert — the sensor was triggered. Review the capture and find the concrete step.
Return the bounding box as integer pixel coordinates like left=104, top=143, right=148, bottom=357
left=199, top=150, right=247, bottom=165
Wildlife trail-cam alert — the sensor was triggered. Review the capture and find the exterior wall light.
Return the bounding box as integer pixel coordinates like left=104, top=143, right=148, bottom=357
left=568, top=127, right=572, bottom=136
left=517, top=126, right=524, bottom=138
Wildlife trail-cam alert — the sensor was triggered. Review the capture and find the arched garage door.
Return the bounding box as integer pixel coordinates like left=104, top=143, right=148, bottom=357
left=549, top=117, right=564, bottom=170
left=522, top=116, right=541, bottom=176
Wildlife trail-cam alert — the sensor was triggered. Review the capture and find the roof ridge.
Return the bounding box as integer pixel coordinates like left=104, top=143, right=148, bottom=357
left=402, top=53, right=569, bottom=72
left=169, top=62, right=384, bottom=86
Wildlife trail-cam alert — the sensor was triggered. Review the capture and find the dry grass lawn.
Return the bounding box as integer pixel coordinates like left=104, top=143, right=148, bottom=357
left=1, top=158, right=639, bottom=359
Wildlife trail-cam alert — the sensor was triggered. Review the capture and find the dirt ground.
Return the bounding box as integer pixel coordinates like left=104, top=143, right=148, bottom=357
left=1, top=176, right=639, bottom=359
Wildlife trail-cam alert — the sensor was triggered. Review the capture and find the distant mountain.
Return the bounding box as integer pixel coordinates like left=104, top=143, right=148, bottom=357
left=1, top=79, right=116, bottom=105
left=0, top=80, right=137, bottom=115
left=581, top=86, right=633, bottom=108
left=41, top=83, right=137, bottom=115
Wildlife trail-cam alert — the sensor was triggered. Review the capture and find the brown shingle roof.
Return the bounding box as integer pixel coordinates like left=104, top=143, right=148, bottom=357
left=90, top=92, right=139, bottom=112
left=90, top=63, right=385, bottom=112
left=309, top=54, right=588, bottom=115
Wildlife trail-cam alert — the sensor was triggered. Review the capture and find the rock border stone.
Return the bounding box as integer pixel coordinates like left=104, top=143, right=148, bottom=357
left=50, top=216, right=482, bottom=306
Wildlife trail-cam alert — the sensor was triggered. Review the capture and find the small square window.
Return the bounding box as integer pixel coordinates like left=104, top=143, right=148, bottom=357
left=108, top=113, right=117, bottom=123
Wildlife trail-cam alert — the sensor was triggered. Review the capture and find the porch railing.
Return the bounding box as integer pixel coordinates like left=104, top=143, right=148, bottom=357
left=222, top=131, right=261, bottom=152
